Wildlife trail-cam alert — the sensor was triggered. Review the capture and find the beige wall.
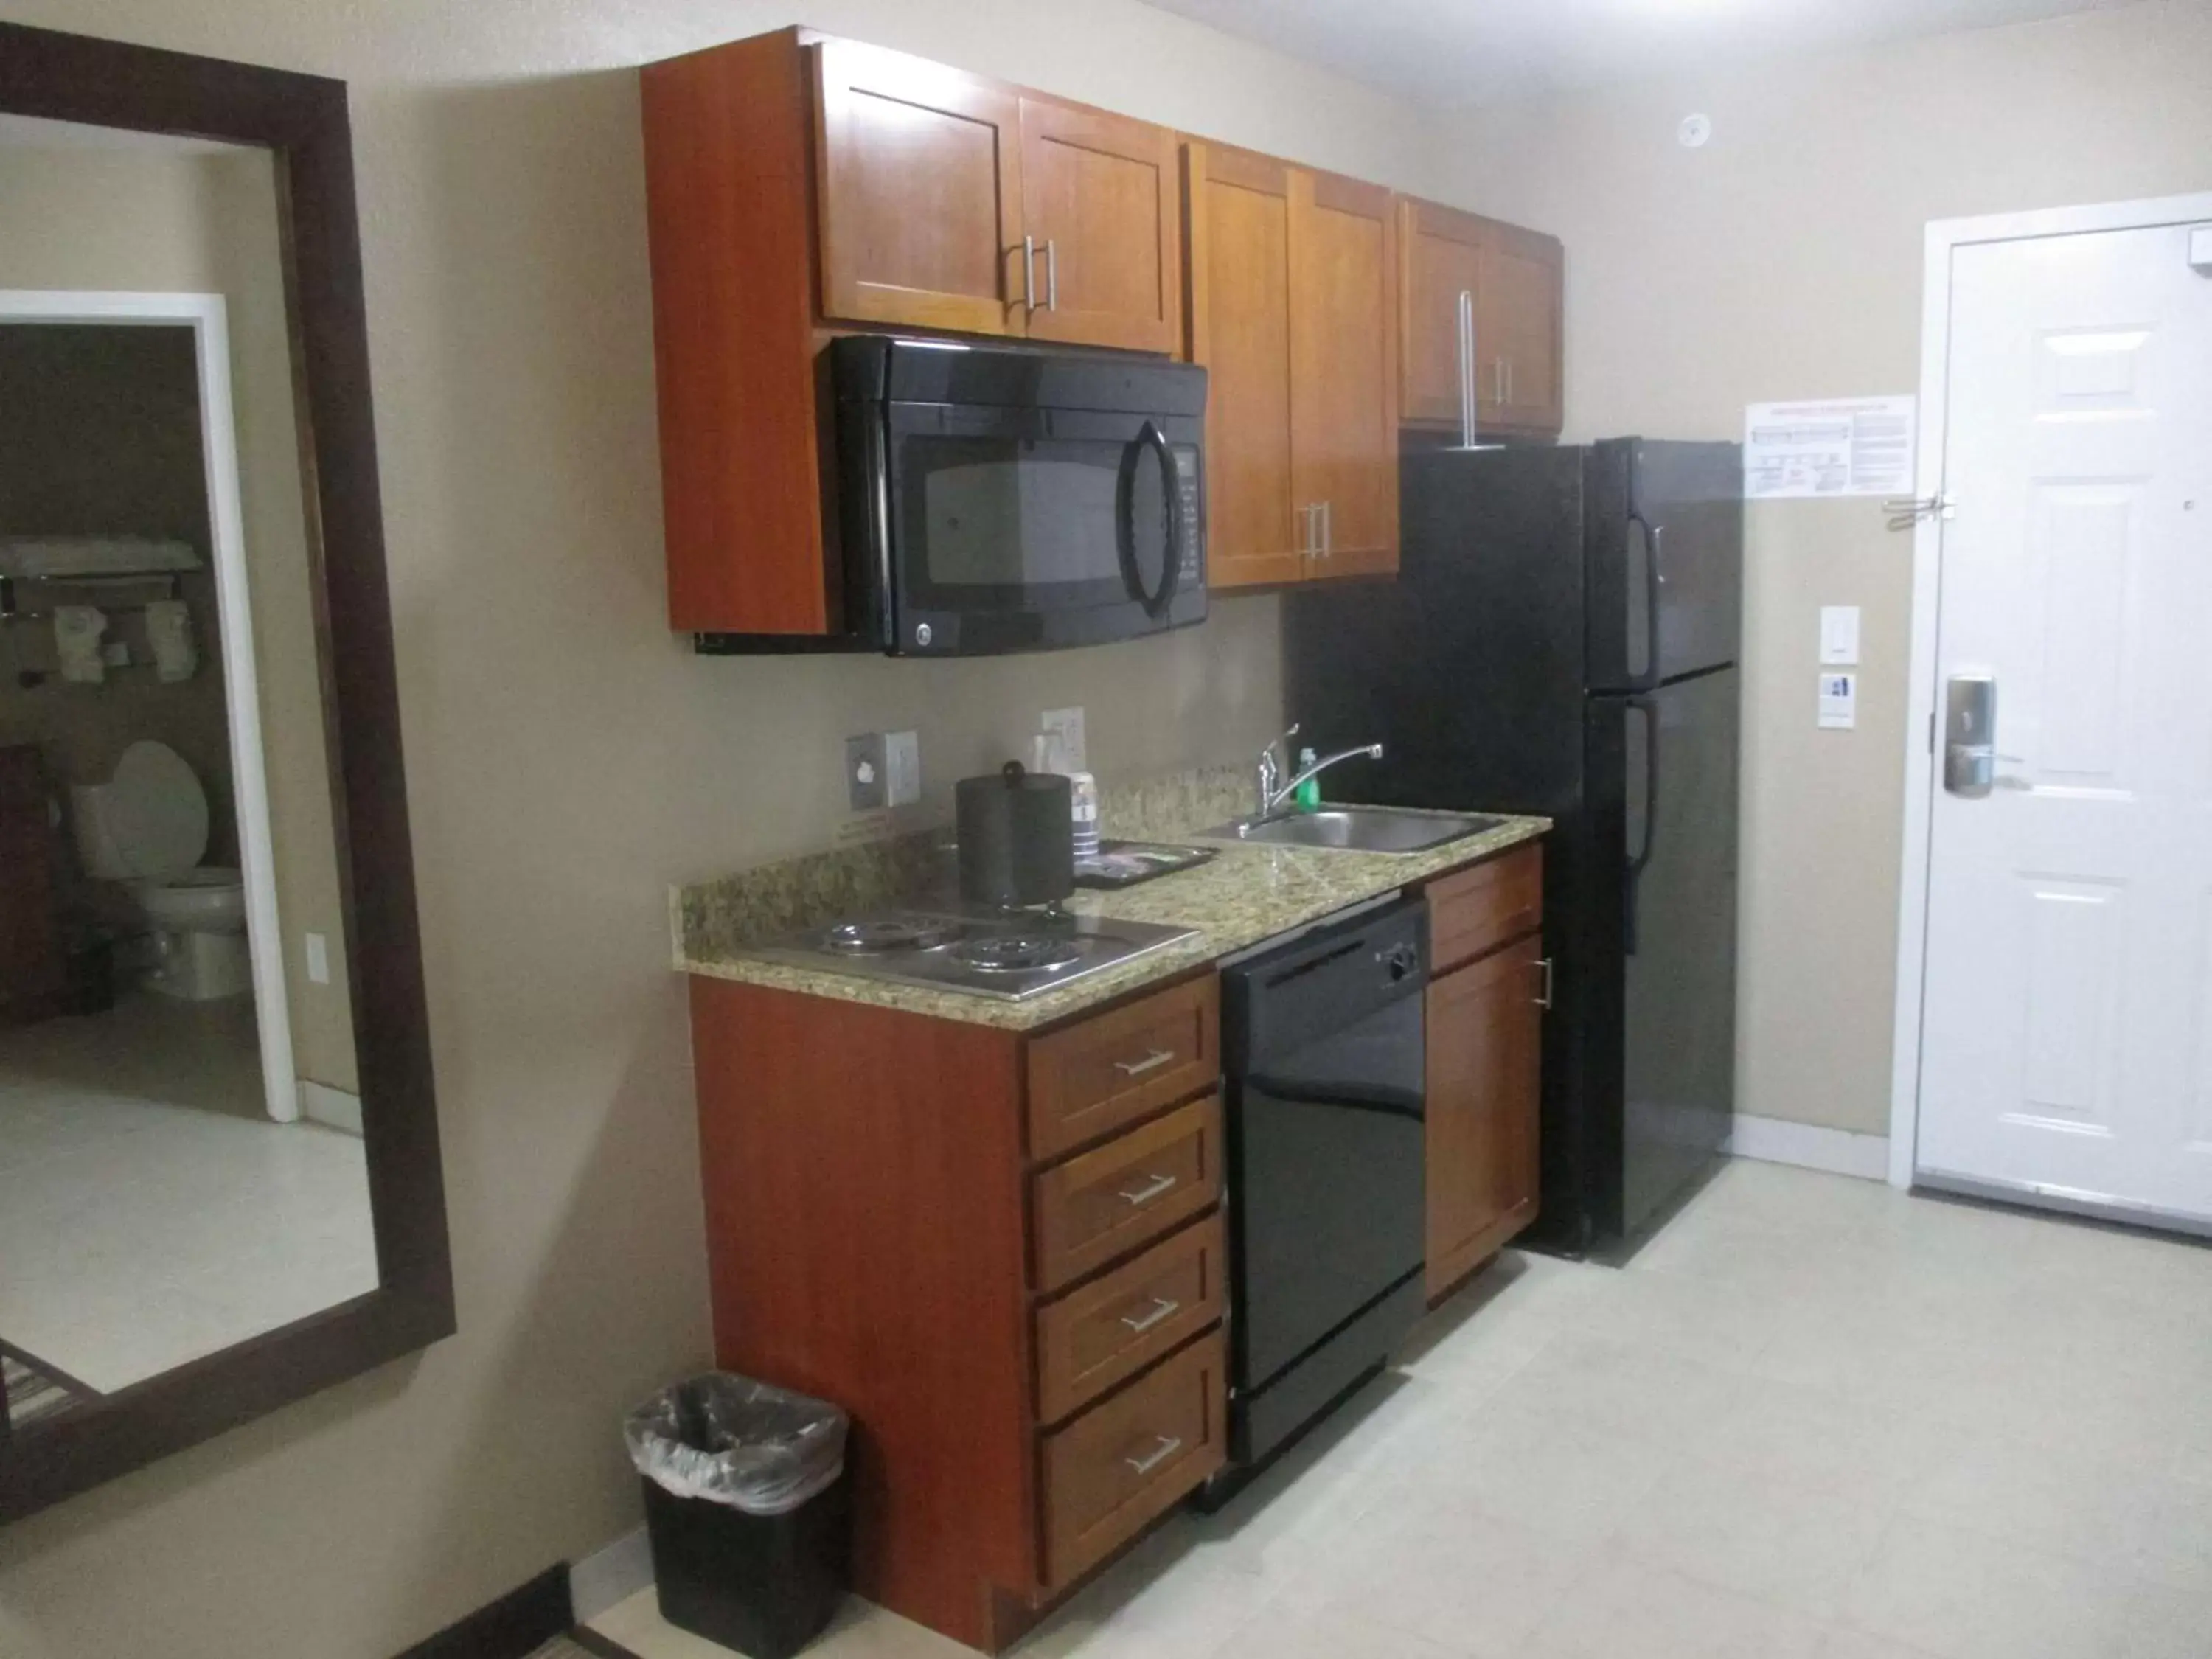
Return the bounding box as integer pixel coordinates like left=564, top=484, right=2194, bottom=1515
left=0, top=139, right=359, bottom=1094
left=0, top=5, right=1430, bottom=1655
left=1431, top=0, right=2212, bottom=1135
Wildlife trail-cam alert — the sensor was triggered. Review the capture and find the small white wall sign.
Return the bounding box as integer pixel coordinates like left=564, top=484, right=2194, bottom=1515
left=1818, top=671, right=1858, bottom=730
left=1820, top=605, right=1862, bottom=665
left=1745, top=396, right=1916, bottom=498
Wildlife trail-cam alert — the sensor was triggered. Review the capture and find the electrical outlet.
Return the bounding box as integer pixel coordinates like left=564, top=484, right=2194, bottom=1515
left=884, top=731, right=922, bottom=807
left=1040, top=706, right=1087, bottom=774
left=845, top=733, right=888, bottom=812
left=305, top=932, right=331, bottom=986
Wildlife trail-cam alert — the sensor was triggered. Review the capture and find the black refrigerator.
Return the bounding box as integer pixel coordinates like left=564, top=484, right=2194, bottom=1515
left=1283, top=439, right=1742, bottom=1252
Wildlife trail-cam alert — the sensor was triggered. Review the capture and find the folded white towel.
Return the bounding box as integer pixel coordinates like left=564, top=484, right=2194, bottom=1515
left=53, top=605, right=108, bottom=684
left=144, top=599, right=198, bottom=683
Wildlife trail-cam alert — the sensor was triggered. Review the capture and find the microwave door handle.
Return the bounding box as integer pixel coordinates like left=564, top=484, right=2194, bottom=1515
left=1118, top=420, right=1181, bottom=619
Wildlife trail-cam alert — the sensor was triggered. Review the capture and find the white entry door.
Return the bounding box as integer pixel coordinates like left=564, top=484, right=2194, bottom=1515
left=1916, top=218, right=2212, bottom=1225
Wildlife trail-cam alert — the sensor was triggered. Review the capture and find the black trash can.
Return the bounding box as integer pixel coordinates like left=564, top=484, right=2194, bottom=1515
left=625, top=1374, right=850, bottom=1659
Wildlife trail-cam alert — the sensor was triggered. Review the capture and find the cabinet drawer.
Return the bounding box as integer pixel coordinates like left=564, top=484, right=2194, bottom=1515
left=1427, top=842, right=1543, bottom=973
left=1034, top=1211, right=1225, bottom=1425
left=1032, top=1095, right=1221, bottom=1293
left=1026, top=976, right=1218, bottom=1163
left=1040, top=1327, right=1226, bottom=1587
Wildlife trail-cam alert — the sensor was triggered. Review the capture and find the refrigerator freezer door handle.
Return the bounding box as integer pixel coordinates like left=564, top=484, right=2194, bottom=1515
left=1625, top=512, right=1663, bottom=690
left=1625, top=694, right=1660, bottom=956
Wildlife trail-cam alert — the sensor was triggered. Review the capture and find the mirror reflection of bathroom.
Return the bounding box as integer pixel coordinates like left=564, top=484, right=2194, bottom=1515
left=0, top=116, right=375, bottom=1430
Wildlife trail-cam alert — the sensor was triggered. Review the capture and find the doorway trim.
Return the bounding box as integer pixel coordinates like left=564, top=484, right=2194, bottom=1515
left=1, top=288, right=298, bottom=1124
left=1886, top=189, right=2212, bottom=1190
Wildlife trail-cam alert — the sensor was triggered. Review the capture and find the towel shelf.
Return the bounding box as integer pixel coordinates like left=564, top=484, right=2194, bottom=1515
left=0, top=572, right=185, bottom=625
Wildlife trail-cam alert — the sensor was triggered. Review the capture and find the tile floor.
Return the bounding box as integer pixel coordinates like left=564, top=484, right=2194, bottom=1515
left=596, top=1158, right=2212, bottom=1659
left=0, top=994, right=378, bottom=1393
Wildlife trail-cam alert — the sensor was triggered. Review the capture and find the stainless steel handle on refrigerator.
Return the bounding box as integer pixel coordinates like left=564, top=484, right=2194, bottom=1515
left=1534, top=956, right=1555, bottom=1009
left=1046, top=238, right=1059, bottom=311
left=1022, top=234, right=1037, bottom=313
left=1112, top=1048, right=1176, bottom=1078
left=1123, top=1435, right=1183, bottom=1475
left=1944, top=672, right=1997, bottom=797
left=1119, top=1296, right=1182, bottom=1335
left=1117, top=1172, right=1178, bottom=1208
left=1456, top=290, right=1478, bottom=447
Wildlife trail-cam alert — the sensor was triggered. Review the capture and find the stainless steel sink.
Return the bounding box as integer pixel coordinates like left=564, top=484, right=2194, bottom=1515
left=1198, top=807, right=1506, bottom=854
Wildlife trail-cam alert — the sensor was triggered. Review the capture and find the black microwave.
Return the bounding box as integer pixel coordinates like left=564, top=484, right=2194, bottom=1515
left=699, top=336, right=1206, bottom=657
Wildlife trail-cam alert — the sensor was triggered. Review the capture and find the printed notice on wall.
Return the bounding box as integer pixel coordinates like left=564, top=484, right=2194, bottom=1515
left=1743, top=397, right=1916, bottom=499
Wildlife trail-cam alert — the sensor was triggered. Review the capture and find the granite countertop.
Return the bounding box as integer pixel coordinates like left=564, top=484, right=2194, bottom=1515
left=675, top=791, right=1551, bottom=1032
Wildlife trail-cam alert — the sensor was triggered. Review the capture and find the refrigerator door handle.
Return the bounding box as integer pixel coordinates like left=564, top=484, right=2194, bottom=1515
left=1625, top=512, right=1663, bottom=689
left=1625, top=693, right=1660, bottom=956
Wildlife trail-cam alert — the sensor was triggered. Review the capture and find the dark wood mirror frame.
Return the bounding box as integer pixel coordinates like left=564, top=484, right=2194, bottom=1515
left=0, top=21, right=453, bottom=1523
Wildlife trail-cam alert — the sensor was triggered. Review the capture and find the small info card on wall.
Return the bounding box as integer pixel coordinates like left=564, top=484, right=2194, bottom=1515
left=1743, top=396, right=1916, bottom=499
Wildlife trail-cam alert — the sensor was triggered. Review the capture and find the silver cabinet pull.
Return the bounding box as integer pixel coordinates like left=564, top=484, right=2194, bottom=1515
left=1022, top=234, right=1037, bottom=313
left=1119, top=1296, right=1182, bottom=1334
left=1113, top=1048, right=1176, bottom=1078
left=1046, top=237, right=1059, bottom=310
left=1456, top=289, right=1478, bottom=448
left=1508, top=358, right=1515, bottom=404
left=1123, top=1434, right=1183, bottom=1475
left=1535, top=956, right=1555, bottom=1009
left=1320, top=500, right=1332, bottom=559
left=1116, top=1172, right=1178, bottom=1208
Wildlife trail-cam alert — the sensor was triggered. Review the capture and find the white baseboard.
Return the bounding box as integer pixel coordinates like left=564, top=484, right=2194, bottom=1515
left=297, top=1080, right=362, bottom=1135
left=1727, top=1113, right=1890, bottom=1182
left=571, top=1525, right=653, bottom=1624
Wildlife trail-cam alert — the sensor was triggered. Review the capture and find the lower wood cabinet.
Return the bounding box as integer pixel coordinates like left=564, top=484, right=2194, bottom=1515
left=688, top=969, right=1225, bottom=1653
left=0, top=746, right=63, bottom=1027
left=1422, top=846, right=1546, bottom=1300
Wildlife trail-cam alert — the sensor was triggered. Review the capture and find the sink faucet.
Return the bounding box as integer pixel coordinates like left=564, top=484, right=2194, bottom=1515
left=1254, top=725, right=1384, bottom=815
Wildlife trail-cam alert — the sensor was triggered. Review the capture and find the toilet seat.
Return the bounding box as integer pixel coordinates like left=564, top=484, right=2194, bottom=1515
left=71, top=740, right=210, bottom=880
left=137, top=866, right=248, bottom=934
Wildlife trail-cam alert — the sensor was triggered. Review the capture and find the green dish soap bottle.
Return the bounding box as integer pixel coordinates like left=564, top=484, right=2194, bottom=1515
left=1294, top=747, right=1321, bottom=811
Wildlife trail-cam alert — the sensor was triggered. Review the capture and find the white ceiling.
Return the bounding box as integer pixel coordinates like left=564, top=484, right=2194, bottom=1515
left=1144, top=0, right=2145, bottom=106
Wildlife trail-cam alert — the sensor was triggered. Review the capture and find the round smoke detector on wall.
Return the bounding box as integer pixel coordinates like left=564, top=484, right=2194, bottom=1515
left=1679, top=113, right=1712, bottom=149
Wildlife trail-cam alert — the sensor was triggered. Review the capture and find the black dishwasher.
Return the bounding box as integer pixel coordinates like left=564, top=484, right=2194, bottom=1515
left=1207, top=895, right=1428, bottom=1495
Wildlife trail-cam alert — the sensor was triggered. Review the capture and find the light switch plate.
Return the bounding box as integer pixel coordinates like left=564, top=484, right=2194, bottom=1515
left=883, top=730, right=921, bottom=807
left=305, top=932, right=330, bottom=986
left=1820, top=605, right=1861, bottom=666
left=1041, top=706, right=1087, bottom=774
left=845, top=733, right=887, bottom=812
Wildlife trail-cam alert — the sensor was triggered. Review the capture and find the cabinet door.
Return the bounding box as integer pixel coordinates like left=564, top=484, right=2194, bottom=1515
left=1289, top=169, right=1399, bottom=580
left=813, top=38, right=1023, bottom=336
left=1019, top=97, right=1180, bottom=353
left=1184, top=142, right=1302, bottom=590
left=1425, top=935, right=1543, bottom=1300
left=1478, top=223, right=1565, bottom=437
left=1397, top=197, right=1486, bottom=430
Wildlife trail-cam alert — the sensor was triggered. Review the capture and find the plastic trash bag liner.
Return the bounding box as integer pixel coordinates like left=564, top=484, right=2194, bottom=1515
left=625, top=1374, right=848, bottom=1514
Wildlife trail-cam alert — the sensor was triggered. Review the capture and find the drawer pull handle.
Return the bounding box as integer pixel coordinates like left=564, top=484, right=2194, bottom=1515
left=1112, top=1048, right=1177, bottom=1078
left=1123, top=1434, right=1183, bottom=1476
left=1535, top=956, right=1555, bottom=1009
left=1117, top=1172, right=1178, bottom=1208
left=1119, top=1296, right=1182, bottom=1335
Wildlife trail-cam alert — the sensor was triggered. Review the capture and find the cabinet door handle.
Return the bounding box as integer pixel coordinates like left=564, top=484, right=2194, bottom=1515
left=1119, top=1295, right=1182, bottom=1335
left=1046, top=237, right=1059, bottom=311
left=1320, top=500, right=1332, bottom=559
left=1123, top=1434, right=1183, bottom=1475
left=1535, top=956, right=1554, bottom=1009
left=1113, top=1048, right=1177, bottom=1078
left=1116, top=1172, right=1178, bottom=1208
left=1297, top=503, right=1315, bottom=559
left=1506, top=358, right=1515, bottom=404
left=1022, top=234, right=1037, bottom=313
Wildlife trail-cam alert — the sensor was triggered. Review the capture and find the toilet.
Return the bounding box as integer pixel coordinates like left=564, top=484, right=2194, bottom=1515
left=70, top=740, right=251, bottom=1002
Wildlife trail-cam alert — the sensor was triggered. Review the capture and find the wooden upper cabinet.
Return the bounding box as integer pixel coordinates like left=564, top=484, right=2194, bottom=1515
left=1186, top=144, right=1399, bottom=589
left=1397, top=195, right=1564, bottom=440
left=1479, top=221, right=1565, bottom=436
left=1183, top=142, right=1301, bottom=590
left=1019, top=97, right=1181, bottom=353
left=814, top=38, right=1024, bottom=337
left=1289, top=169, right=1399, bottom=580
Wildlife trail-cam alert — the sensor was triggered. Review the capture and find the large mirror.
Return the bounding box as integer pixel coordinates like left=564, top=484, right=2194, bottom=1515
left=0, top=24, right=451, bottom=1522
